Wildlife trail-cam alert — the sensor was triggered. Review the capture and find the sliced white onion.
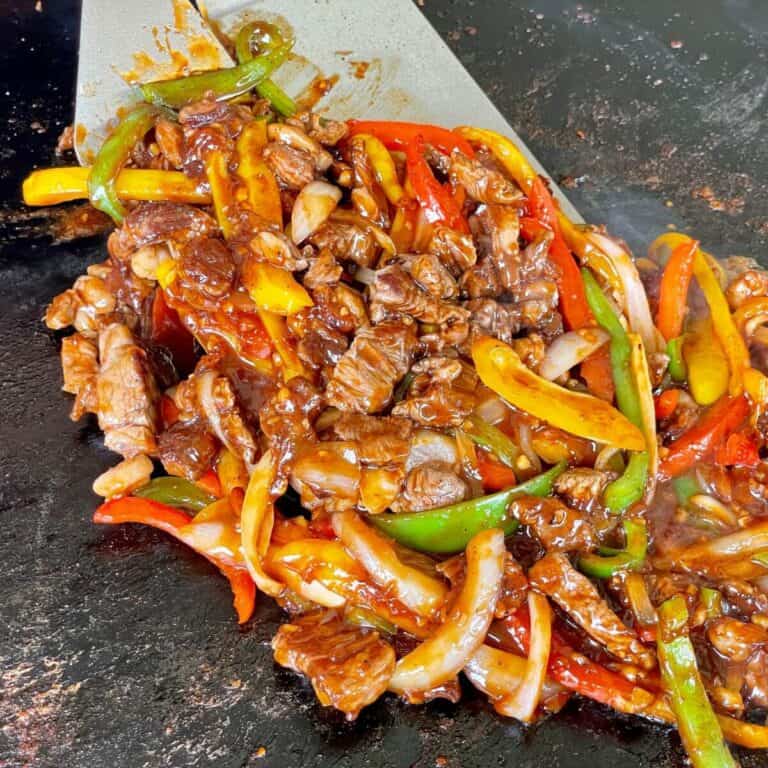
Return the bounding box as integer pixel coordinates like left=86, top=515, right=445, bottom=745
left=516, top=422, right=542, bottom=474
left=196, top=371, right=231, bottom=456
left=495, top=592, right=552, bottom=722
left=291, top=180, right=342, bottom=244
left=241, top=450, right=284, bottom=597
left=332, top=510, right=447, bottom=618
left=353, top=265, right=377, bottom=286
left=388, top=528, right=504, bottom=696
left=474, top=393, right=508, bottom=426
left=587, top=231, right=664, bottom=355
left=594, top=445, right=623, bottom=472
left=539, top=328, right=610, bottom=381
left=405, top=429, right=459, bottom=472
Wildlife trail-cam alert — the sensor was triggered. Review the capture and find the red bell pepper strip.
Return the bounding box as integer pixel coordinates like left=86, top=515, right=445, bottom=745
left=654, top=389, right=681, bottom=421
left=151, top=289, right=198, bottom=375
left=714, top=429, right=760, bottom=468
left=94, top=497, right=255, bottom=624
left=503, top=610, right=662, bottom=715
left=659, top=395, right=750, bottom=479
left=476, top=451, right=518, bottom=491
left=580, top=347, right=616, bottom=402
left=347, top=120, right=475, bottom=157
left=404, top=136, right=468, bottom=231
left=656, top=239, right=698, bottom=342
left=519, top=210, right=592, bottom=330
left=196, top=469, right=222, bottom=498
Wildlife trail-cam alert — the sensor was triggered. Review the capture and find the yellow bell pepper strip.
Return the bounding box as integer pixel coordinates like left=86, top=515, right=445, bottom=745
left=683, top=317, right=729, bottom=406
left=243, top=261, right=313, bottom=315
left=650, top=233, right=749, bottom=395
left=87, top=103, right=163, bottom=223
left=354, top=133, right=405, bottom=206
left=667, top=336, right=687, bottom=382
left=656, top=238, right=698, bottom=341
left=235, top=120, right=282, bottom=227
left=657, top=595, right=738, bottom=768
left=390, top=202, right=417, bottom=252
left=134, top=476, right=216, bottom=512
left=458, top=127, right=592, bottom=330
left=472, top=336, right=645, bottom=451
left=140, top=44, right=290, bottom=109
left=234, top=21, right=296, bottom=117
left=257, top=309, right=308, bottom=381
left=718, top=715, right=768, bottom=749
left=370, top=461, right=567, bottom=554
left=204, top=150, right=236, bottom=239
left=579, top=519, right=648, bottom=578
left=22, top=166, right=210, bottom=207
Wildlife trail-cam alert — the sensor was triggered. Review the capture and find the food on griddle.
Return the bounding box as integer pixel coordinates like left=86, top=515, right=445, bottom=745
left=23, top=19, right=768, bottom=766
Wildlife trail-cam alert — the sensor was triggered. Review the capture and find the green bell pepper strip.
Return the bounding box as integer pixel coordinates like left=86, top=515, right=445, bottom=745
left=369, top=461, right=566, bottom=554
left=87, top=103, right=162, bottom=223
left=140, top=44, right=290, bottom=109
left=463, top=413, right=520, bottom=468
left=657, top=595, right=738, bottom=768
left=698, top=587, right=722, bottom=620
left=134, top=476, right=217, bottom=512
left=578, top=519, right=648, bottom=578
left=673, top=473, right=701, bottom=507
left=582, top=268, right=648, bottom=513
left=235, top=21, right=296, bottom=117
left=667, top=336, right=687, bottom=383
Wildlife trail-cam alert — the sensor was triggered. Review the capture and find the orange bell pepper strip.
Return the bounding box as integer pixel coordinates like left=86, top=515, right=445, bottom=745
left=465, top=124, right=592, bottom=330
left=658, top=394, right=750, bottom=479
left=656, top=238, right=698, bottom=341
left=22, top=167, right=210, bottom=207
left=94, top=496, right=255, bottom=623
left=654, top=389, right=680, bottom=420
left=472, top=336, right=645, bottom=451
left=195, top=469, right=222, bottom=498
left=714, top=429, right=760, bottom=468
left=580, top=347, right=615, bottom=402
left=476, top=450, right=519, bottom=491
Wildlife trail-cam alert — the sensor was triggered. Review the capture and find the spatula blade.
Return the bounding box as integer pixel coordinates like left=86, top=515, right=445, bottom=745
left=76, top=0, right=580, bottom=221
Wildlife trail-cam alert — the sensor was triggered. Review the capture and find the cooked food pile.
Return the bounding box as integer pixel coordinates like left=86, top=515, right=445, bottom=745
left=22, top=20, right=768, bottom=766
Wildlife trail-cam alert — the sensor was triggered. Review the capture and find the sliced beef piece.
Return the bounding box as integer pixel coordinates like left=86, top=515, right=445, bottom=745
left=470, top=204, right=522, bottom=293
left=720, top=581, right=768, bottom=618
left=497, top=554, right=529, bottom=618
left=429, top=226, right=478, bottom=276
left=286, top=111, right=349, bottom=146
left=326, top=322, right=417, bottom=413
left=157, top=419, right=218, bottom=480
left=267, top=123, right=333, bottom=171
left=263, top=143, right=317, bottom=189
left=465, top=297, right=520, bottom=342
left=303, top=248, right=342, bottom=290
left=368, top=264, right=469, bottom=325
left=154, top=118, right=185, bottom=168
left=293, top=314, right=349, bottom=374
left=312, top=283, right=368, bottom=332
left=461, top=261, right=502, bottom=300
left=330, top=413, right=413, bottom=467
left=97, top=323, right=159, bottom=457
left=207, top=374, right=259, bottom=467
left=60, top=332, right=99, bottom=420
left=554, top=469, right=612, bottom=513
left=724, top=260, right=768, bottom=310
left=708, top=618, right=768, bottom=664
left=45, top=288, right=80, bottom=330
left=400, top=253, right=458, bottom=299
left=177, top=236, right=235, bottom=300
left=511, top=333, right=547, bottom=374
left=46, top=271, right=122, bottom=338
left=392, top=356, right=477, bottom=428
left=239, top=230, right=309, bottom=272
left=529, top=553, right=655, bottom=670
left=310, top=219, right=378, bottom=268
left=745, top=650, right=768, bottom=708
left=107, top=202, right=218, bottom=261
left=510, top=496, right=596, bottom=553
left=272, top=611, right=395, bottom=720
left=347, top=135, right=390, bottom=228
left=260, top=377, right=323, bottom=492
left=449, top=150, right=522, bottom=205
left=400, top=461, right=468, bottom=512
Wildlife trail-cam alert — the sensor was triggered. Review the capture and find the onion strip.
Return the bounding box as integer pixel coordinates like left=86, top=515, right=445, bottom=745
left=388, top=528, right=504, bottom=696
left=495, top=592, right=552, bottom=722
left=629, top=332, right=658, bottom=503
left=241, top=450, right=284, bottom=597
left=539, top=328, right=610, bottom=381
left=332, top=510, right=447, bottom=618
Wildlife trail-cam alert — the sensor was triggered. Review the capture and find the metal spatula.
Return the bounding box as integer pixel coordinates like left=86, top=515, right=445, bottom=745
left=75, top=0, right=580, bottom=221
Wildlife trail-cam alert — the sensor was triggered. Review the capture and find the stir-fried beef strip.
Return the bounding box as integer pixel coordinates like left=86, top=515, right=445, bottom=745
left=529, top=553, right=656, bottom=670
left=272, top=611, right=395, bottom=720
